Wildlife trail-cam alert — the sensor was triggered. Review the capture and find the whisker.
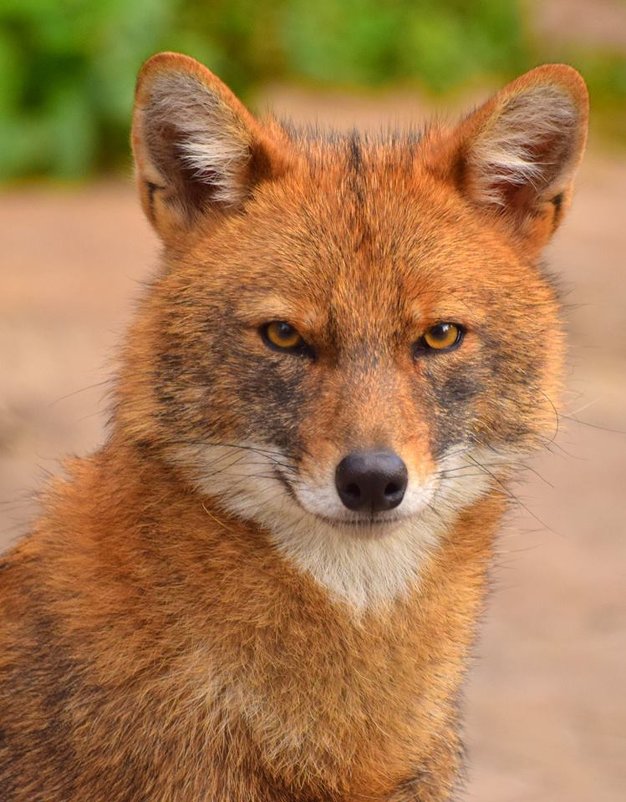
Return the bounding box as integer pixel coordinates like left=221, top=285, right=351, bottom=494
left=464, top=453, right=557, bottom=535
left=559, top=414, right=626, bottom=436
left=48, top=379, right=110, bottom=407
left=169, top=438, right=300, bottom=472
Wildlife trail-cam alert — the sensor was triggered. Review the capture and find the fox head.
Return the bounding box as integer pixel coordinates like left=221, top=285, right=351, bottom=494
left=119, top=53, right=587, bottom=606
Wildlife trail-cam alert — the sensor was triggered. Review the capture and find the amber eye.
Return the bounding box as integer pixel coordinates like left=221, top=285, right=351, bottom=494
left=419, top=323, right=464, bottom=352
left=262, top=321, right=306, bottom=352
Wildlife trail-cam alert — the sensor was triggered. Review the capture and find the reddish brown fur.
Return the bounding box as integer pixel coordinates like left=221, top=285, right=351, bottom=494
left=0, top=54, right=588, bottom=801
left=1, top=441, right=503, bottom=800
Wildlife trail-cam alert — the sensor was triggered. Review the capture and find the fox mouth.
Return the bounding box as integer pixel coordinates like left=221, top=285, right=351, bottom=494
left=314, top=513, right=408, bottom=533
left=292, top=492, right=419, bottom=533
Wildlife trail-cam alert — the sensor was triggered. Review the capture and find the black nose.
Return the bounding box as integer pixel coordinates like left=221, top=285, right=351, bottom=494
left=335, top=450, right=408, bottom=513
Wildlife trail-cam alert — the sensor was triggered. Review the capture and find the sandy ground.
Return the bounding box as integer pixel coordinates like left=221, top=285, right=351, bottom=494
left=0, top=94, right=625, bottom=799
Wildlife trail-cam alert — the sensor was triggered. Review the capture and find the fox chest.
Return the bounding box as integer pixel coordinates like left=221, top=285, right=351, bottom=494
left=202, top=620, right=457, bottom=797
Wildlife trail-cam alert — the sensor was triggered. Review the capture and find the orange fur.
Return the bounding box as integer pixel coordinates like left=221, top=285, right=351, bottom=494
left=0, top=54, right=588, bottom=801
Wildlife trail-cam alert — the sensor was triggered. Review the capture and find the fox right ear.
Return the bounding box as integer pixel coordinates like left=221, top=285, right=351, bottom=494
left=425, top=65, right=588, bottom=256
left=132, top=52, right=287, bottom=242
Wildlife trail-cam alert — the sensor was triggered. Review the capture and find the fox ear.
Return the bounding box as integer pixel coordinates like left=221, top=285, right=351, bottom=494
left=427, top=65, right=588, bottom=253
left=132, top=52, right=285, bottom=242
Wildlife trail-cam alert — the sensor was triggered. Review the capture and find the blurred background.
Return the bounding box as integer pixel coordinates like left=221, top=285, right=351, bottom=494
left=0, top=1, right=624, bottom=800
left=1, top=0, right=626, bottom=180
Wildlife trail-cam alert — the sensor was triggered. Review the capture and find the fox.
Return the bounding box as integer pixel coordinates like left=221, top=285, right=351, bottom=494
left=0, top=52, right=588, bottom=801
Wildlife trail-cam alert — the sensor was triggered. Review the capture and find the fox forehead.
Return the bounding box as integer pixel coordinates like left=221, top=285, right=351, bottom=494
left=182, top=131, right=541, bottom=338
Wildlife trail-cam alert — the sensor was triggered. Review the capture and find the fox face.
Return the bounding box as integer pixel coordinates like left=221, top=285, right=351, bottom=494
left=123, top=54, right=587, bottom=607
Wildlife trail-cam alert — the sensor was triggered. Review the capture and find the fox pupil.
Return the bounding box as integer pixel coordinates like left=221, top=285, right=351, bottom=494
left=276, top=323, right=294, bottom=339
left=430, top=323, right=452, bottom=340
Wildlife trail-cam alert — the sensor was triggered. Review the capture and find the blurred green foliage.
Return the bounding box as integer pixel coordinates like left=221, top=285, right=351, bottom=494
left=1, top=0, right=624, bottom=180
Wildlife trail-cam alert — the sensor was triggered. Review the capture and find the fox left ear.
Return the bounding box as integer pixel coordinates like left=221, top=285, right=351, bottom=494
left=132, top=52, right=288, bottom=243
left=427, top=65, right=588, bottom=254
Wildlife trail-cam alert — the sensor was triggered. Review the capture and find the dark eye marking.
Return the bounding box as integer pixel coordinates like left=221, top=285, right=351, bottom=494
left=440, top=374, right=481, bottom=404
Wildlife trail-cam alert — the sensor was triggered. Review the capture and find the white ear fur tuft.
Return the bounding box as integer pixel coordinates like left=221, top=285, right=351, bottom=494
left=146, top=71, right=251, bottom=207
left=469, top=84, right=582, bottom=207
left=132, top=53, right=285, bottom=240
left=427, top=65, right=588, bottom=251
